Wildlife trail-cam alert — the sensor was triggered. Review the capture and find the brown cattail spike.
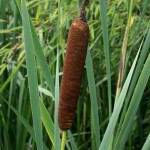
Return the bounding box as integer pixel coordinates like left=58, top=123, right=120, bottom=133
left=58, top=19, right=89, bottom=130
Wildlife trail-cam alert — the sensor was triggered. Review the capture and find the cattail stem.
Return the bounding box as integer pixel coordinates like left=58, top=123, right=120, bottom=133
left=79, top=0, right=89, bottom=21
left=61, top=131, right=67, bottom=150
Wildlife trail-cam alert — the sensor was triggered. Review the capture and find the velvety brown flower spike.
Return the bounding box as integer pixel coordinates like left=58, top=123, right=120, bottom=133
left=58, top=0, right=89, bottom=130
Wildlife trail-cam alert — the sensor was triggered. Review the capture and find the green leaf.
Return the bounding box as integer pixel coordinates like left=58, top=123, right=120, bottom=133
left=0, top=96, right=49, bottom=150
left=99, top=48, right=140, bottom=150
left=54, top=49, right=60, bottom=149
left=0, top=95, right=34, bottom=137
left=114, top=42, right=150, bottom=150
left=40, top=99, right=54, bottom=146
left=142, top=133, right=150, bottom=150
left=68, top=130, right=78, bottom=150
left=134, top=0, right=150, bottom=38
left=86, top=50, right=100, bottom=149
left=99, top=0, right=112, bottom=116
left=0, top=58, right=25, bottom=93
left=31, top=24, right=55, bottom=96
left=15, top=0, right=55, bottom=97
left=21, top=0, right=43, bottom=149
left=114, top=30, right=150, bottom=148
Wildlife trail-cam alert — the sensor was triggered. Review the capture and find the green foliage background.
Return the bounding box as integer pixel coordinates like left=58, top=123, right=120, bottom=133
left=0, top=0, right=150, bottom=149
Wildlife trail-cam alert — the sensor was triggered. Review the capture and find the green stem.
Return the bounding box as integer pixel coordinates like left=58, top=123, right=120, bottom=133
left=82, top=102, right=86, bottom=141
left=115, top=0, right=134, bottom=103
left=61, top=131, right=67, bottom=150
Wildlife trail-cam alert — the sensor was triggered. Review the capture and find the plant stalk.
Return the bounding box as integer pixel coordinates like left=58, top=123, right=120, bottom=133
left=115, top=0, right=134, bottom=103
left=61, top=131, right=67, bottom=150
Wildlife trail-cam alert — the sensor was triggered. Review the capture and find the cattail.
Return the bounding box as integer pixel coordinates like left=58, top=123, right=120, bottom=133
left=58, top=0, right=89, bottom=130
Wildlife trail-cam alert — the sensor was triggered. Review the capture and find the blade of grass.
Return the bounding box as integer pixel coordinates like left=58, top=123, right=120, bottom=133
left=142, top=133, right=150, bottom=150
left=7, top=63, right=17, bottom=126
left=0, top=112, right=11, bottom=149
left=86, top=50, right=100, bottom=149
left=0, top=95, right=34, bottom=136
left=99, top=0, right=112, bottom=117
left=16, top=73, right=26, bottom=150
left=21, top=0, right=43, bottom=149
left=114, top=30, right=150, bottom=143
left=68, top=130, right=78, bottom=150
left=54, top=48, right=60, bottom=149
left=115, top=0, right=134, bottom=102
left=99, top=48, right=140, bottom=150
left=55, top=0, right=61, bottom=149
left=0, top=0, right=6, bottom=43
left=134, top=0, right=150, bottom=39
left=31, top=24, right=55, bottom=96
left=0, top=96, right=49, bottom=150
left=40, top=99, right=54, bottom=146
left=0, top=57, right=25, bottom=93
left=15, top=0, right=55, bottom=97
left=114, top=45, right=150, bottom=150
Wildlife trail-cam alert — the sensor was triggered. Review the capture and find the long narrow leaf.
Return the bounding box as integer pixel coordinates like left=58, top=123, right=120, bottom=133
left=21, top=1, right=43, bottom=149
left=15, top=0, right=55, bottom=96
left=115, top=30, right=150, bottom=140
left=31, top=24, right=55, bottom=96
left=86, top=50, right=100, bottom=149
left=99, top=0, right=112, bottom=116
left=114, top=47, right=150, bottom=150
left=134, top=0, right=150, bottom=38
left=54, top=49, right=60, bottom=149
left=68, top=130, right=78, bottom=150
left=0, top=58, right=25, bottom=93
left=142, top=133, right=150, bottom=150
left=0, top=96, right=49, bottom=150
left=99, top=49, right=140, bottom=150
left=40, top=99, right=54, bottom=146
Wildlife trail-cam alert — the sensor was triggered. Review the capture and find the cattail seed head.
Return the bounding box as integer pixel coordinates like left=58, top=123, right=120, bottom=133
left=58, top=19, right=89, bottom=130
